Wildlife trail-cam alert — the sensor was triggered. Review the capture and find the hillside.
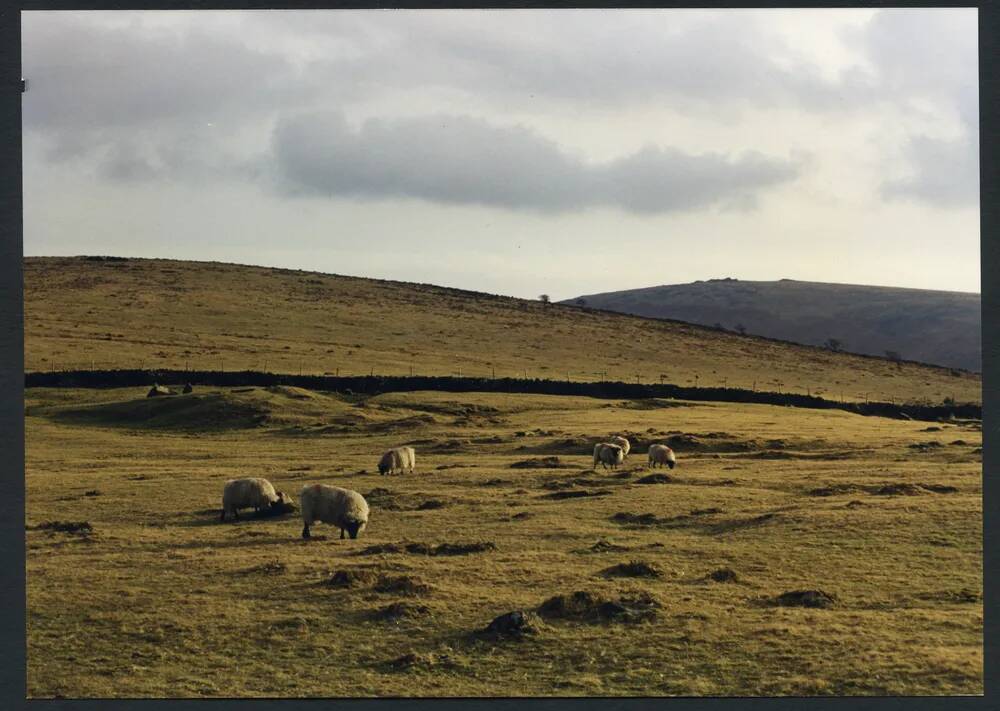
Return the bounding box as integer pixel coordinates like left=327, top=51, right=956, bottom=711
left=23, top=257, right=980, bottom=405
left=564, top=278, right=981, bottom=372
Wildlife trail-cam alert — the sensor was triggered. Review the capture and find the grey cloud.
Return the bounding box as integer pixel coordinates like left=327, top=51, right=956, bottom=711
left=854, top=9, right=979, bottom=205
left=882, top=134, right=979, bottom=207
left=270, top=111, right=801, bottom=214
left=21, top=13, right=310, bottom=131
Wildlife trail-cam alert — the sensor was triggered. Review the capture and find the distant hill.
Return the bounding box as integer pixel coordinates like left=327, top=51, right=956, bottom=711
left=564, top=278, right=980, bottom=372
left=23, top=257, right=980, bottom=404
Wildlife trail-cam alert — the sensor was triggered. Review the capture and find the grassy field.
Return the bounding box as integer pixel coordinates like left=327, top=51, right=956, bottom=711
left=24, top=257, right=981, bottom=405
left=25, top=385, right=983, bottom=697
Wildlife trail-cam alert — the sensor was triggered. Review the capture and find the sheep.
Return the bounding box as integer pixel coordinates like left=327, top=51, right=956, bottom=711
left=220, top=477, right=288, bottom=521
left=648, top=444, right=677, bottom=470
left=593, top=442, right=625, bottom=470
left=300, top=484, right=370, bottom=540
left=610, top=435, right=631, bottom=459
left=378, top=446, right=416, bottom=476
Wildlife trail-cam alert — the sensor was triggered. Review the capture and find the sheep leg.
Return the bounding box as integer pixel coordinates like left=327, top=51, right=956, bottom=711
left=220, top=509, right=226, bottom=522
left=340, top=528, right=346, bottom=540
left=302, top=523, right=311, bottom=539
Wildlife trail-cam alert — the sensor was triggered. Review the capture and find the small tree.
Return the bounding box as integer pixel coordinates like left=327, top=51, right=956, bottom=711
left=824, top=338, right=843, bottom=352
left=539, top=294, right=551, bottom=304
left=734, top=323, right=747, bottom=335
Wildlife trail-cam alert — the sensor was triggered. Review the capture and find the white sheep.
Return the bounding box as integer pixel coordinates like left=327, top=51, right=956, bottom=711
left=648, top=444, right=677, bottom=470
left=220, top=477, right=288, bottom=521
left=300, top=484, right=370, bottom=540
left=593, top=442, right=625, bottom=470
left=378, top=446, right=416, bottom=476
left=610, top=435, right=631, bottom=459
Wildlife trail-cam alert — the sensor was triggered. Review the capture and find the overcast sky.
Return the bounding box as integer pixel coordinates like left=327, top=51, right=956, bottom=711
left=21, top=9, right=980, bottom=299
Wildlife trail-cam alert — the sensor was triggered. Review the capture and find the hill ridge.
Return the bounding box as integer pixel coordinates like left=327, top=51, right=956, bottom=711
left=24, top=256, right=981, bottom=405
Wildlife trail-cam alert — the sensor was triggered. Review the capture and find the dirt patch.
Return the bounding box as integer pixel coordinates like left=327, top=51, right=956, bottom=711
left=599, top=561, right=663, bottom=579
left=915, top=589, right=980, bottom=604
left=416, top=499, right=446, bottom=510
left=325, top=569, right=380, bottom=588
left=541, top=489, right=612, bottom=500
left=419, top=438, right=469, bottom=453
left=908, top=441, right=945, bottom=452
left=374, top=574, right=432, bottom=596
left=808, top=484, right=865, bottom=497
left=537, top=590, right=660, bottom=624
left=874, top=483, right=955, bottom=496
left=362, top=414, right=438, bottom=434
left=480, top=478, right=510, bottom=487
left=768, top=590, right=837, bottom=608
left=357, top=543, right=405, bottom=556
left=517, top=436, right=592, bottom=455
left=372, top=601, right=432, bottom=622
left=510, top=456, right=568, bottom=469
left=921, top=426, right=943, bottom=432
left=707, top=568, right=739, bottom=583
left=479, top=610, right=544, bottom=639
left=949, top=440, right=968, bottom=446
left=28, top=520, right=93, bottom=535
left=385, top=652, right=458, bottom=671
left=610, top=512, right=660, bottom=527
left=706, top=513, right=780, bottom=535
left=407, top=541, right=497, bottom=556
left=621, top=399, right=692, bottom=410
left=636, top=473, right=673, bottom=484
left=577, top=539, right=631, bottom=554
left=83, top=490, right=101, bottom=497
left=811, top=482, right=958, bottom=497
left=509, top=511, right=533, bottom=521
left=240, top=560, right=286, bottom=576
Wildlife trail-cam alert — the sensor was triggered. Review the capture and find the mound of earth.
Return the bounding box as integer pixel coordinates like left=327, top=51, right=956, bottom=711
left=537, top=590, right=660, bottom=624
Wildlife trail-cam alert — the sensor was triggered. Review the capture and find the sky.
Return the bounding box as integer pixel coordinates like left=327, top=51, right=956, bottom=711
left=21, top=9, right=980, bottom=299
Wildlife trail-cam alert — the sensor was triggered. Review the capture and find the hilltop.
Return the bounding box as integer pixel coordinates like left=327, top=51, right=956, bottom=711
left=565, top=278, right=980, bottom=372
left=24, top=257, right=980, bottom=404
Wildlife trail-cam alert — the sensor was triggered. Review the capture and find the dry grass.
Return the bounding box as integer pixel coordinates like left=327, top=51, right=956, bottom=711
left=24, top=257, right=980, bottom=405
left=25, top=386, right=982, bottom=697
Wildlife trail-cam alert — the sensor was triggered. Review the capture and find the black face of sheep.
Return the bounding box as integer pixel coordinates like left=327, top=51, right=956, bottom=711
left=343, top=520, right=363, bottom=540
left=668, top=460, right=676, bottom=470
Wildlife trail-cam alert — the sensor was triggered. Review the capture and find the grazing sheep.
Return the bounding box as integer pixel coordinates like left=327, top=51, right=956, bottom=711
left=648, top=444, right=677, bottom=470
left=593, top=442, right=625, bottom=470
left=147, top=384, right=173, bottom=397
left=610, top=435, right=631, bottom=458
left=220, top=477, right=287, bottom=521
left=300, top=484, right=370, bottom=540
left=378, top=446, right=416, bottom=476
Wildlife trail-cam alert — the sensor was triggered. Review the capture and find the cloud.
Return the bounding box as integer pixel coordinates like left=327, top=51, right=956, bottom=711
left=853, top=9, right=979, bottom=205
left=882, top=134, right=979, bottom=207
left=21, top=9, right=978, bottom=210
left=21, top=13, right=309, bottom=132
left=269, top=111, right=801, bottom=214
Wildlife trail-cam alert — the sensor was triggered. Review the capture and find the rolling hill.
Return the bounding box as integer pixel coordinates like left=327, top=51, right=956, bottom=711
left=564, top=278, right=980, bottom=372
left=23, top=257, right=981, bottom=405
